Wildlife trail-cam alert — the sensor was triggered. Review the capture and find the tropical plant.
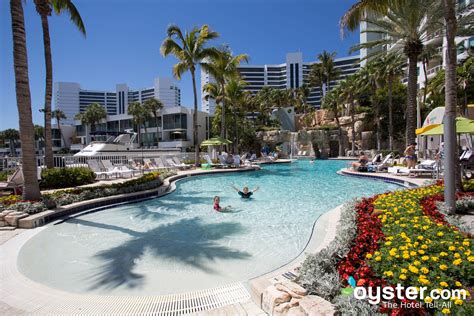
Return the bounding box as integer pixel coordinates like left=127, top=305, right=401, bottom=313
left=143, top=98, right=164, bottom=146
left=127, top=101, right=151, bottom=146
left=338, top=75, right=364, bottom=155
left=308, top=50, right=341, bottom=98
left=321, top=88, right=343, bottom=156
left=201, top=47, right=248, bottom=139
left=34, top=0, right=85, bottom=169
left=160, top=24, right=219, bottom=166
left=295, top=85, right=311, bottom=114
left=52, top=109, right=67, bottom=146
left=350, top=1, right=444, bottom=147
left=74, top=103, right=107, bottom=133
left=2, top=128, right=20, bottom=156
left=10, top=0, right=41, bottom=200
left=34, top=125, right=44, bottom=141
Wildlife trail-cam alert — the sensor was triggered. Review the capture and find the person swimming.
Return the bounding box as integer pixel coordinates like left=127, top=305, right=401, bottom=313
left=213, top=196, right=233, bottom=212
left=231, top=184, right=259, bottom=198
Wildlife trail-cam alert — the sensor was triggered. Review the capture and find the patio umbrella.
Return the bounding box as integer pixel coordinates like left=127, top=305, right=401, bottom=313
left=200, top=136, right=232, bottom=147
left=420, top=117, right=474, bottom=136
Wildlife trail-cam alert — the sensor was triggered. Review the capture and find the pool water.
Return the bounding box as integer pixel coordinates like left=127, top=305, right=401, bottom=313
left=18, top=160, right=398, bottom=295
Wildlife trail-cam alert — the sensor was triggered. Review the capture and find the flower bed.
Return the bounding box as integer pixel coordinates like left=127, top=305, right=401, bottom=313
left=0, top=171, right=175, bottom=215
left=337, top=184, right=473, bottom=315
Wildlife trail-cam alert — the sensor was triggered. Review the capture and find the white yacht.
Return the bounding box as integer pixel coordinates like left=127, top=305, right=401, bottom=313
left=73, top=130, right=180, bottom=157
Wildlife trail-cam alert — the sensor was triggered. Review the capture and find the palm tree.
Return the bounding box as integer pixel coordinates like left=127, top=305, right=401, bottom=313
left=322, top=88, right=343, bottom=156
left=295, top=84, right=311, bottom=114
left=318, top=50, right=341, bottom=95
left=339, top=75, right=362, bottom=155
left=308, top=63, right=325, bottom=98
left=222, top=79, right=248, bottom=150
left=379, top=53, right=405, bottom=150
left=128, top=102, right=151, bottom=146
left=35, top=0, right=85, bottom=169
left=201, top=47, right=248, bottom=139
left=143, top=98, right=164, bottom=146
left=3, top=128, right=20, bottom=157
left=10, top=0, right=41, bottom=200
left=350, top=1, right=443, bottom=146
left=75, top=103, right=107, bottom=136
left=161, top=24, right=219, bottom=166
left=52, top=109, right=67, bottom=147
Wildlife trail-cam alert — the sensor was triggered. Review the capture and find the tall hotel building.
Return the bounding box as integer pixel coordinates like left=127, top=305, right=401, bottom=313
left=54, top=77, right=181, bottom=125
left=201, top=52, right=360, bottom=115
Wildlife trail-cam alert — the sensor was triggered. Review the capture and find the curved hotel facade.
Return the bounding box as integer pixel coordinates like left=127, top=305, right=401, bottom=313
left=201, top=52, right=360, bottom=115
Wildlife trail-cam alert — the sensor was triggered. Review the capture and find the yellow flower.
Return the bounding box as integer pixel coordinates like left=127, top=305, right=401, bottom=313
left=399, top=274, right=407, bottom=280
left=384, top=271, right=394, bottom=277
left=418, top=250, right=425, bottom=255
left=453, top=259, right=462, bottom=266
left=449, top=246, right=456, bottom=251
left=439, top=264, right=448, bottom=271
left=462, top=240, right=470, bottom=247
left=385, top=241, right=392, bottom=246
left=437, top=232, right=444, bottom=237
left=420, top=267, right=429, bottom=274
left=401, top=268, right=408, bottom=273
left=366, top=253, right=372, bottom=259
left=414, top=260, right=421, bottom=266
left=440, top=281, right=448, bottom=287
left=421, top=245, right=428, bottom=249
left=454, top=299, right=463, bottom=306
left=375, top=256, right=382, bottom=262
left=417, top=236, right=424, bottom=240
left=409, top=265, right=419, bottom=274
left=410, top=251, right=417, bottom=256
left=455, top=281, right=462, bottom=287
left=468, top=256, right=474, bottom=262
left=431, top=256, right=439, bottom=262
left=440, top=252, right=448, bottom=257
left=441, top=308, right=451, bottom=314
left=421, top=256, right=429, bottom=261
left=424, top=297, right=433, bottom=303
left=454, top=253, right=461, bottom=258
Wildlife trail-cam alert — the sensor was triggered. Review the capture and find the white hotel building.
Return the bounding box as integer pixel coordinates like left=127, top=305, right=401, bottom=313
left=54, top=77, right=209, bottom=151
left=54, top=77, right=181, bottom=125
left=201, top=52, right=360, bottom=115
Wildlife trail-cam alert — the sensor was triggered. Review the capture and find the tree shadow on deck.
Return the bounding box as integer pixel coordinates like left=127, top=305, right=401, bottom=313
left=81, top=217, right=250, bottom=290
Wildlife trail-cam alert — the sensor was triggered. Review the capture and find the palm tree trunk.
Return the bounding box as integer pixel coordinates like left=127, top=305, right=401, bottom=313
left=191, top=70, right=200, bottom=166
left=154, top=114, right=159, bottom=147
left=374, top=82, right=381, bottom=151
left=335, top=114, right=343, bottom=157
left=40, top=13, right=54, bottom=169
left=422, top=57, right=429, bottom=109
left=406, top=54, right=419, bottom=147
left=350, top=99, right=356, bottom=155
left=10, top=0, right=41, bottom=200
left=443, top=0, right=459, bottom=213
left=220, top=83, right=226, bottom=139
left=388, top=77, right=394, bottom=151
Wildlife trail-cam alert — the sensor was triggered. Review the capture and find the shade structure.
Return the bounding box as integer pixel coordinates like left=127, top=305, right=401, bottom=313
left=200, top=137, right=233, bottom=147
left=420, top=117, right=474, bottom=136
left=416, top=124, right=441, bottom=135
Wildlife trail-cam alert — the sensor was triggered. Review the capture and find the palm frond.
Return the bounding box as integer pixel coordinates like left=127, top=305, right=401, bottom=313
left=50, top=0, right=86, bottom=36
left=172, top=62, right=189, bottom=80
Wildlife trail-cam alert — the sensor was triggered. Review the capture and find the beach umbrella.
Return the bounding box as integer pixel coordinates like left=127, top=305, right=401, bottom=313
left=420, top=117, right=474, bottom=135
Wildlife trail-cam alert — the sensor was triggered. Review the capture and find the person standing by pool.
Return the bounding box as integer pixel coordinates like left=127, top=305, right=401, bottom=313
left=404, top=142, right=417, bottom=169
left=231, top=184, right=259, bottom=198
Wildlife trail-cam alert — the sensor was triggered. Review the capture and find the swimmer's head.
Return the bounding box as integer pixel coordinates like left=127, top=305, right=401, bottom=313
left=243, top=187, right=249, bottom=193
left=214, top=196, right=220, bottom=203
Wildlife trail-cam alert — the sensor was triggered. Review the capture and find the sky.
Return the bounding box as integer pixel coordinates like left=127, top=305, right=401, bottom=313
left=0, top=0, right=359, bottom=130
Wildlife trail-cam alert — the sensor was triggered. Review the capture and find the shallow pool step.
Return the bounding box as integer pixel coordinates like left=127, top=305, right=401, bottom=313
left=30, top=282, right=251, bottom=315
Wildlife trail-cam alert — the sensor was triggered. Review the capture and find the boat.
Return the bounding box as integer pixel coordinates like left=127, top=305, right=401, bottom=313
left=73, top=130, right=181, bottom=157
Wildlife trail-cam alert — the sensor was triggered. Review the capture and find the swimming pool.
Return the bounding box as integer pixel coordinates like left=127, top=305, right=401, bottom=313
left=17, top=160, right=398, bottom=296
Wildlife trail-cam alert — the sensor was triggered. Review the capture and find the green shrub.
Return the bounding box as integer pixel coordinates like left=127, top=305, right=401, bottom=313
left=40, top=167, right=96, bottom=190
left=463, top=179, right=474, bottom=192
left=0, top=170, right=13, bottom=182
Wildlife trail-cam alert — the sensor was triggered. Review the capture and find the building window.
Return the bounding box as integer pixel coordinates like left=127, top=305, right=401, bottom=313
left=163, top=113, right=187, bottom=129
left=295, top=63, right=299, bottom=88
left=290, top=64, right=294, bottom=89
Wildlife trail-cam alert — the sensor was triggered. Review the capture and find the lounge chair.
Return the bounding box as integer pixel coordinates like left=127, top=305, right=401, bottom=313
left=101, top=160, right=135, bottom=178
left=232, top=155, right=241, bottom=167
left=218, top=155, right=231, bottom=168
left=172, top=156, right=192, bottom=169
left=368, top=154, right=394, bottom=172
left=0, top=168, right=23, bottom=194
left=203, top=154, right=221, bottom=168
left=388, top=163, right=438, bottom=178
left=143, top=158, right=160, bottom=171
left=249, top=153, right=257, bottom=161
left=87, top=160, right=114, bottom=179
left=154, top=157, right=172, bottom=170
left=166, top=158, right=187, bottom=170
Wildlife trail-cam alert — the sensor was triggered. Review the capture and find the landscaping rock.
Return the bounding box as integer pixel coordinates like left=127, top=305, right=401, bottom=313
left=0, top=220, right=6, bottom=227
left=4, top=212, right=29, bottom=227
left=299, top=295, right=335, bottom=316
left=289, top=298, right=300, bottom=307
left=0, top=210, right=15, bottom=220
left=262, top=285, right=291, bottom=315
left=273, top=302, right=291, bottom=316
left=287, top=306, right=306, bottom=316
left=277, top=281, right=308, bottom=296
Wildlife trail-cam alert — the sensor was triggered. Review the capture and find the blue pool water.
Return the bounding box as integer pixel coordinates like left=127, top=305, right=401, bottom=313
left=18, top=160, right=398, bottom=295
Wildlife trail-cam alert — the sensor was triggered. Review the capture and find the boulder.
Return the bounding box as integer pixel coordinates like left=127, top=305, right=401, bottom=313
left=354, top=121, right=364, bottom=133
left=0, top=210, right=15, bottom=220
left=4, top=212, right=29, bottom=227
left=287, top=306, right=306, bottom=316
left=275, top=281, right=307, bottom=297
left=0, top=220, right=7, bottom=227
left=299, top=295, right=336, bottom=316
left=262, top=285, right=291, bottom=315
left=273, top=302, right=291, bottom=316
left=289, top=298, right=300, bottom=307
